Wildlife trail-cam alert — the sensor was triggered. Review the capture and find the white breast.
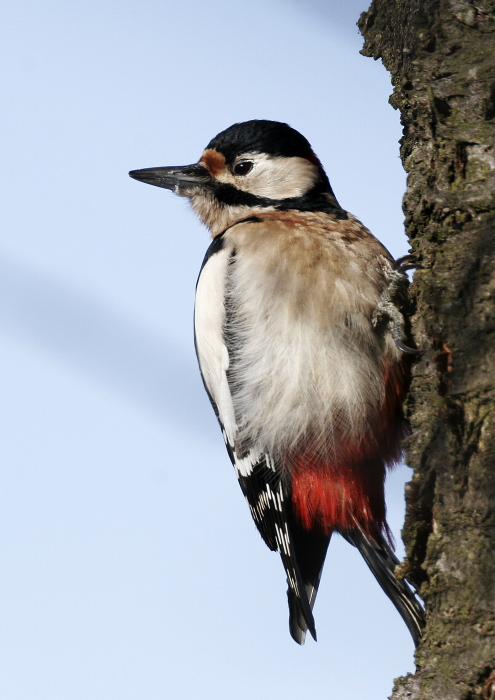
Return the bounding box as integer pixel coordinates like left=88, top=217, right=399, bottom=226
left=221, top=220, right=390, bottom=461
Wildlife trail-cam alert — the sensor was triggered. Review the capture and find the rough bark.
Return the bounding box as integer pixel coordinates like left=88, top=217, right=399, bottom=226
left=358, top=2, right=495, bottom=698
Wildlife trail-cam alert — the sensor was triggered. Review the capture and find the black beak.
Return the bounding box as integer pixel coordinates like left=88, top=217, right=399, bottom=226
left=129, top=163, right=212, bottom=194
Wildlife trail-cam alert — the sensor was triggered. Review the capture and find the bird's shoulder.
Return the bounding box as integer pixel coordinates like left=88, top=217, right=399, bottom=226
left=223, top=210, right=394, bottom=270
left=219, top=210, right=395, bottom=306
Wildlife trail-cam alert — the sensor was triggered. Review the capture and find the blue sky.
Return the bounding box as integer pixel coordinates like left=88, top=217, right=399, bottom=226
left=0, top=1, right=415, bottom=698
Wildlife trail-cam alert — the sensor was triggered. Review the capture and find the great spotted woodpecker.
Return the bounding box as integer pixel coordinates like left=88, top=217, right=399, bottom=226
left=129, top=120, right=425, bottom=646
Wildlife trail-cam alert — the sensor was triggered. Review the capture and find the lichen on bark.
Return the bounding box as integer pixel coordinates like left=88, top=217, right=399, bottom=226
left=358, top=1, right=495, bottom=698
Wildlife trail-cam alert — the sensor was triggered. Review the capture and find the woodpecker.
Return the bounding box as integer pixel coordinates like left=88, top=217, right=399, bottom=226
left=129, top=120, right=425, bottom=646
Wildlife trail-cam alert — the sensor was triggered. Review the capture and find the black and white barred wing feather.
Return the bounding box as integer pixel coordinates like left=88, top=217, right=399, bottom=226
left=194, top=236, right=317, bottom=642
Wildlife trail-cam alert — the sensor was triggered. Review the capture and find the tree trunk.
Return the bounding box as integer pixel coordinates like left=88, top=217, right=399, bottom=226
left=358, top=1, right=495, bottom=698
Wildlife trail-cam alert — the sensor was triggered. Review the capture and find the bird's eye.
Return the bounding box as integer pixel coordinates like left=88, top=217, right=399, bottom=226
left=233, top=161, right=253, bottom=176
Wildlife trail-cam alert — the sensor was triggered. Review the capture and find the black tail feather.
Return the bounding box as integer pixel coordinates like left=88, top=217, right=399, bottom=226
left=285, top=509, right=332, bottom=644
left=343, top=528, right=425, bottom=646
left=288, top=587, right=313, bottom=644
left=282, top=533, right=317, bottom=644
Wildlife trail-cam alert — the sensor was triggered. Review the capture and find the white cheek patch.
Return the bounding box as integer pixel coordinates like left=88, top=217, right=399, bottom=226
left=216, top=154, right=319, bottom=200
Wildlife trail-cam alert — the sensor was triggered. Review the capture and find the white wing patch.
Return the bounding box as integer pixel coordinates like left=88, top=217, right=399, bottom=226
left=195, top=245, right=237, bottom=446
left=234, top=449, right=259, bottom=476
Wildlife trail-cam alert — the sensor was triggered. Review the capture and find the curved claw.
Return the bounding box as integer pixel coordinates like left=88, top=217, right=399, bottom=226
left=393, top=255, right=423, bottom=273
left=395, top=339, right=422, bottom=355
left=393, top=255, right=415, bottom=269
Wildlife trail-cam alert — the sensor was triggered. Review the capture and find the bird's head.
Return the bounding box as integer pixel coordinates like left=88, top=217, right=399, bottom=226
left=129, top=120, right=343, bottom=236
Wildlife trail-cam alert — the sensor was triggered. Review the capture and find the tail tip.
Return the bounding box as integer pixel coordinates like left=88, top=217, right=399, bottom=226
left=288, top=589, right=317, bottom=644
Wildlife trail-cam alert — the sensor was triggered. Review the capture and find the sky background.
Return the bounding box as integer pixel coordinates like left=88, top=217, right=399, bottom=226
left=0, top=1, right=416, bottom=698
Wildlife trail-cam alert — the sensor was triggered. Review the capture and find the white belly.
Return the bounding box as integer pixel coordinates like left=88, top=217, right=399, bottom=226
left=226, top=251, right=386, bottom=458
